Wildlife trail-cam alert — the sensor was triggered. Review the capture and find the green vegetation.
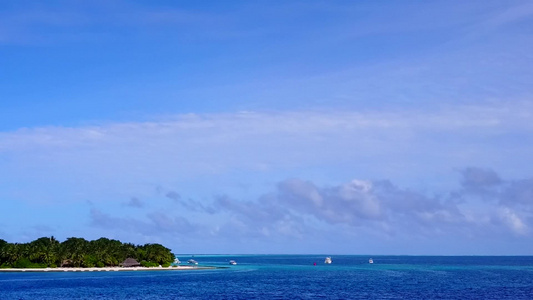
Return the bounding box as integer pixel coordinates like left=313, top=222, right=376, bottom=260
left=140, top=260, right=159, bottom=268
left=0, top=237, right=175, bottom=268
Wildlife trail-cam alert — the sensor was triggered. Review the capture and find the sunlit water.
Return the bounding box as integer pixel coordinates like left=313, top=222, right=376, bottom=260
left=1, top=255, right=532, bottom=299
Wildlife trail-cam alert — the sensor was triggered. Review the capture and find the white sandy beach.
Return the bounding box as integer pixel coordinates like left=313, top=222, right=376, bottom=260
left=0, top=266, right=217, bottom=272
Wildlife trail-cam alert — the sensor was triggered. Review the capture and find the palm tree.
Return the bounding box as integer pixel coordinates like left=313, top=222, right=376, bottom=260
left=0, top=237, right=175, bottom=268
left=62, top=237, right=89, bottom=267
left=28, top=237, right=57, bottom=265
left=143, top=244, right=174, bottom=265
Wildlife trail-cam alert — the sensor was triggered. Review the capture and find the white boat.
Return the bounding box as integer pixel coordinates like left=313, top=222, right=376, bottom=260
left=174, top=258, right=181, bottom=264
left=369, top=258, right=373, bottom=264
left=229, top=260, right=237, bottom=265
left=324, top=257, right=332, bottom=264
left=187, top=259, right=198, bottom=265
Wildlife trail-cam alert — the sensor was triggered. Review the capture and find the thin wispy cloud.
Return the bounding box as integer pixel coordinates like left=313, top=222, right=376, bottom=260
left=2, top=101, right=531, bottom=150
left=1, top=103, right=531, bottom=206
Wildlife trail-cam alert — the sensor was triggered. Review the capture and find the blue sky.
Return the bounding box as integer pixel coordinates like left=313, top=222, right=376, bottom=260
left=1, top=0, right=533, bottom=255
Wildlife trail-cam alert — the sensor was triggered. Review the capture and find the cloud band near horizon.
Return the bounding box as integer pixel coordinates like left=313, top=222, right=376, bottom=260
left=1, top=104, right=532, bottom=254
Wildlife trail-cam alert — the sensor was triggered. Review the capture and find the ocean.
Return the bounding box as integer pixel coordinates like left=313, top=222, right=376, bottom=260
left=1, top=255, right=532, bottom=299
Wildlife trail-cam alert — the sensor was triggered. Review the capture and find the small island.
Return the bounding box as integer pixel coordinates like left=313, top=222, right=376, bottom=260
left=0, top=236, right=212, bottom=272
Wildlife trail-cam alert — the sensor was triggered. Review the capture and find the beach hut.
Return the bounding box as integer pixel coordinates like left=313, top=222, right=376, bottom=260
left=61, top=259, right=73, bottom=267
left=121, top=258, right=141, bottom=268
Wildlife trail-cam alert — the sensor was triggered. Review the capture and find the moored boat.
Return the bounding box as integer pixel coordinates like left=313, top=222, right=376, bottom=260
left=229, top=260, right=237, bottom=265
left=324, top=257, right=332, bottom=264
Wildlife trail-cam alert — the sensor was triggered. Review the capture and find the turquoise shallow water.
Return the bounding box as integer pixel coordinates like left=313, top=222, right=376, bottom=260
left=1, top=255, right=532, bottom=299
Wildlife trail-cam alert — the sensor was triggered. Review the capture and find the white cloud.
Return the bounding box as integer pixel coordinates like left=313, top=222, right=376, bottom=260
left=1, top=103, right=532, bottom=205
left=2, top=102, right=531, bottom=152
left=499, top=207, right=528, bottom=235
left=84, top=168, right=533, bottom=254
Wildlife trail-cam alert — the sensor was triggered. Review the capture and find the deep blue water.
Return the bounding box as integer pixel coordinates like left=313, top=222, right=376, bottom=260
left=1, top=255, right=532, bottom=299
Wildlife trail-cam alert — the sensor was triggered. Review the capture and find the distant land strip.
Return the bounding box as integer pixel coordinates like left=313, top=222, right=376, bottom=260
left=0, top=236, right=176, bottom=269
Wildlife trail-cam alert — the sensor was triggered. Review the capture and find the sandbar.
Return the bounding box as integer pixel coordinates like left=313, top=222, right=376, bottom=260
left=0, top=266, right=220, bottom=272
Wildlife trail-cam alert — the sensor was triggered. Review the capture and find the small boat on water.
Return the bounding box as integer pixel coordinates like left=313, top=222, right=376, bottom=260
left=187, top=259, right=198, bottom=265
left=324, top=257, right=332, bottom=264
left=174, top=258, right=181, bottom=264
left=229, top=260, right=237, bottom=265
left=369, top=258, right=373, bottom=264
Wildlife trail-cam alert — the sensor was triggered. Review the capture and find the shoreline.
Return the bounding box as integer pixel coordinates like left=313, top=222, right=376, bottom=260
left=0, top=266, right=222, bottom=272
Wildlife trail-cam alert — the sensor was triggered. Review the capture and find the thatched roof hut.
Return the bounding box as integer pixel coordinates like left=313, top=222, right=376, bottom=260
left=121, top=258, right=141, bottom=267
left=61, top=259, right=73, bottom=267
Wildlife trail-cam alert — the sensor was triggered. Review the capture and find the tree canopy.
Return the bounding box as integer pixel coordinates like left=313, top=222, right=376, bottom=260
left=0, top=237, right=175, bottom=268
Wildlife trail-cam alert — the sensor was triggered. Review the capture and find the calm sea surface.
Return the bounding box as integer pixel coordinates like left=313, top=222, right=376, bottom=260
left=1, top=255, right=532, bottom=299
